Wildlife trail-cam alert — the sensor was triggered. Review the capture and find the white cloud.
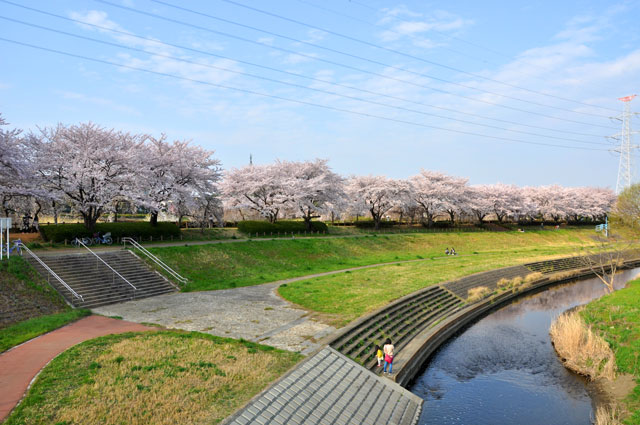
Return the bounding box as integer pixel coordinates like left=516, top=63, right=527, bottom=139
left=57, top=90, right=140, bottom=115
left=282, top=52, right=319, bottom=65
left=376, top=6, right=473, bottom=49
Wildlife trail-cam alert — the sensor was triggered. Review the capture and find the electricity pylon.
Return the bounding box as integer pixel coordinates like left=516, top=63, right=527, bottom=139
left=611, top=95, right=640, bottom=194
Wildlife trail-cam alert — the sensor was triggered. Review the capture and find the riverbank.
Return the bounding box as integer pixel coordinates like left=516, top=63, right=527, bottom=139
left=551, top=278, right=640, bottom=424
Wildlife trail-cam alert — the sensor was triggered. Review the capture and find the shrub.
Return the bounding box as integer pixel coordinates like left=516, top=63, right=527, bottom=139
left=524, top=272, right=544, bottom=283
left=39, top=222, right=180, bottom=242
left=497, top=278, right=512, bottom=289
left=354, top=220, right=397, bottom=228
left=466, top=286, right=492, bottom=303
left=236, top=220, right=328, bottom=234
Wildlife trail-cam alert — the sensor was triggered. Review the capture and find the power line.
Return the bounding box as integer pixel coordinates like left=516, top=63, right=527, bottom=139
left=293, top=0, right=502, bottom=69
left=294, top=0, right=603, bottom=97
left=145, top=0, right=612, bottom=119
left=1, top=1, right=611, bottom=140
left=86, top=0, right=617, bottom=130
left=0, top=37, right=610, bottom=152
left=2, top=15, right=610, bottom=147
left=349, top=0, right=568, bottom=66
left=210, top=0, right=620, bottom=114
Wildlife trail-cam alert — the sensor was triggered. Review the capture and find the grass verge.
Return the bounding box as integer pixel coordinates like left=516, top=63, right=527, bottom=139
left=277, top=244, right=592, bottom=327
left=0, top=309, right=91, bottom=353
left=4, top=330, right=302, bottom=425
left=149, top=229, right=597, bottom=292
left=581, top=278, right=640, bottom=424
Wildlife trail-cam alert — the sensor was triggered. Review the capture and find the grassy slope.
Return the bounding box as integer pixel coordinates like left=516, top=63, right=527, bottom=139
left=0, top=256, right=91, bottom=353
left=150, top=229, right=596, bottom=292
left=0, top=309, right=91, bottom=353
left=4, top=331, right=302, bottom=425
left=279, top=243, right=589, bottom=327
left=582, top=279, right=640, bottom=424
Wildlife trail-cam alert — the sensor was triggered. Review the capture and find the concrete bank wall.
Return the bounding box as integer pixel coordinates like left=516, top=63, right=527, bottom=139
left=393, top=259, right=640, bottom=388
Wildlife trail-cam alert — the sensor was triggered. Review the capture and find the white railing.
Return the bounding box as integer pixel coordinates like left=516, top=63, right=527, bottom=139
left=73, top=238, right=138, bottom=294
left=122, top=237, right=187, bottom=285
left=17, top=242, right=84, bottom=302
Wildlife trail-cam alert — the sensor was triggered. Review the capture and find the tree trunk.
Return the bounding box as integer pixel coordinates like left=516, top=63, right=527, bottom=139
left=34, top=200, right=42, bottom=221
left=52, top=200, right=58, bottom=225
left=150, top=211, right=159, bottom=226
left=371, top=208, right=381, bottom=230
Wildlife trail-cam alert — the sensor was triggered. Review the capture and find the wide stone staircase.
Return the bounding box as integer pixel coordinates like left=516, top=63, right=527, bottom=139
left=26, top=251, right=178, bottom=309
left=330, top=286, right=463, bottom=371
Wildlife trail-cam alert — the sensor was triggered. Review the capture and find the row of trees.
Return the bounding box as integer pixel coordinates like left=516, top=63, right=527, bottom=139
left=223, top=164, right=615, bottom=229
left=1, top=116, right=221, bottom=230
left=1, top=116, right=615, bottom=231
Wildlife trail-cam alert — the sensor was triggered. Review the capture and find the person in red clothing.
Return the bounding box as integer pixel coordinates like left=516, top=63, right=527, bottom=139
left=383, top=338, right=395, bottom=375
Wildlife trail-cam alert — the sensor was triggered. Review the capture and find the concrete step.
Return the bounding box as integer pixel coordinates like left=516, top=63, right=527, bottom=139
left=25, top=250, right=178, bottom=309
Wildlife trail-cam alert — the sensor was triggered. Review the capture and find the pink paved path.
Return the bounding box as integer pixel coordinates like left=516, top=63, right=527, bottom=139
left=0, top=315, right=153, bottom=422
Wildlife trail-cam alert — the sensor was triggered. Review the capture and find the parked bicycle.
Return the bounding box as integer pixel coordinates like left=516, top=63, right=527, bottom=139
left=92, top=232, right=113, bottom=245
left=1, top=239, right=22, bottom=256
left=71, top=236, right=92, bottom=247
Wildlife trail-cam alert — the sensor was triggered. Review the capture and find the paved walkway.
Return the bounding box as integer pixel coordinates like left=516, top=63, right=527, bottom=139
left=90, top=258, right=458, bottom=354
left=0, top=315, right=153, bottom=422
left=222, top=347, right=422, bottom=425
left=92, top=282, right=337, bottom=354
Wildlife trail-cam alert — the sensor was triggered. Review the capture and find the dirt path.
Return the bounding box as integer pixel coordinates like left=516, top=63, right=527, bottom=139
left=0, top=315, right=153, bottom=422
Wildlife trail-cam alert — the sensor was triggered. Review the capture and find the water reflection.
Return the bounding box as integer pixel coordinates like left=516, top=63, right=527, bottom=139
left=410, top=268, right=640, bottom=425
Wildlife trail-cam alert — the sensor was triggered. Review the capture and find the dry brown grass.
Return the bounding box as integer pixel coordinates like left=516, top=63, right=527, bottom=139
left=524, top=272, right=544, bottom=283
left=594, top=405, right=623, bottom=425
left=496, top=277, right=511, bottom=289
left=550, top=311, right=616, bottom=381
left=496, top=273, right=542, bottom=293
left=31, top=333, right=300, bottom=425
left=466, top=286, right=492, bottom=303
left=551, top=269, right=583, bottom=280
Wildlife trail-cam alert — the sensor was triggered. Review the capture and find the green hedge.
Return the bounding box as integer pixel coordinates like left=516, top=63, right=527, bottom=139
left=39, top=222, right=181, bottom=243
left=237, top=220, right=328, bottom=234
left=354, top=220, right=398, bottom=228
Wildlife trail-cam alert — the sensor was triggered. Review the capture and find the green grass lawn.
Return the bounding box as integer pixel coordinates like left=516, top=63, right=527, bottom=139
left=582, top=279, right=640, bottom=424
left=4, top=331, right=302, bottom=425
left=278, top=243, right=591, bottom=327
left=148, top=229, right=597, bottom=292
left=0, top=309, right=91, bottom=353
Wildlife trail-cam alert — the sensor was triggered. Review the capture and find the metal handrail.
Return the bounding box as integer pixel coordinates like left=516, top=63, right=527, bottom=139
left=122, top=237, right=188, bottom=284
left=73, top=238, right=137, bottom=292
left=17, top=242, right=84, bottom=302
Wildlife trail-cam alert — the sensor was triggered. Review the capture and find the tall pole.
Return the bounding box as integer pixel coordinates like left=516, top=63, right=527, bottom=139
left=613, top=95, right=639, bottom=194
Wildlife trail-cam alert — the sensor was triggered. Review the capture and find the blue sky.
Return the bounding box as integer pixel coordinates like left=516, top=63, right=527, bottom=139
left=1, top=0, right=639, bottom=187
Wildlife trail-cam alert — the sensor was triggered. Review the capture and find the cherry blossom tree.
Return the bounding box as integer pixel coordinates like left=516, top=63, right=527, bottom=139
left=0, top=114, right=28, bottom=216
left=136, top=135, right=222, bottom=226
left=486, top=183, right=522, bottom=223
left=346, top=175, right=410, bottom=230
left=222, top=163, right=290, bottom=223
left=466, top=185, right=495, bottom=224
left=280, top=159, right=345, bottom=230
left=33, top=122, right=143, bottom=230
left=409, top=170, right=467, bottom=226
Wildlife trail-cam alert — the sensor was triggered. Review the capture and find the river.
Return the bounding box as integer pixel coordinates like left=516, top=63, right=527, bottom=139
left=409, top=268, right=640, bottom=425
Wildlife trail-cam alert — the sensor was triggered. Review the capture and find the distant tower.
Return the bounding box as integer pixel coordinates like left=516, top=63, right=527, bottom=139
left=249, top=153, right=253, bottom=166
left=612, top=95, right=639, bottom=194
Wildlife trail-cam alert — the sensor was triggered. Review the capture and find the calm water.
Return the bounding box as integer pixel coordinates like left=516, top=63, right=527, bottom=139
left=410, top=268, right=640, bottom=425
